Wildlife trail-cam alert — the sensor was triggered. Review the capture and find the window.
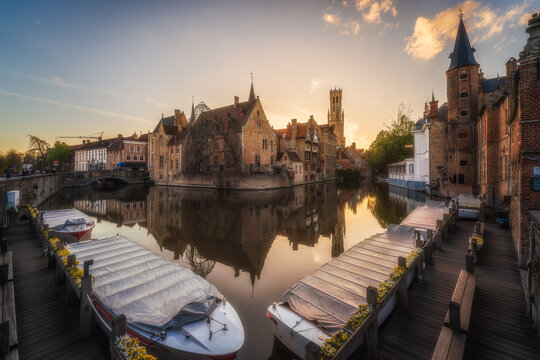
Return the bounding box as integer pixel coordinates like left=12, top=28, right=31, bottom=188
left=460, top=92, right=468, bottom=98
left=256, top=121, right=261, bottom=130
left=140, top=155, right=144, bottom=161
left=130, top=145, right=134, bottom=152
left=271, top=140, right=273, bottom=152
left=460, top=71, right=468, bottom=80
left=461, top=110, right=468, bottom=116
left=136, top=146, right=141, bottom=152
left=160, top=137, right=164, bottom=146
left=458, top=132, right=467, bottom=139
left=176, top=159, right=179, bottom=169
left=255, top=154, right=260, bottom=166
left=409, top=164, right=414, bottom=174
left=262, top=139, right=267, bottom=150
left=256, top=111, right=260, bottom=117
left=170, top=159, right=173, bottom=169
left=159, top=156, right=164, bottom=169
left=126, top=155, right=131, bottom=161
left=460, top=160, right=467, bottom=166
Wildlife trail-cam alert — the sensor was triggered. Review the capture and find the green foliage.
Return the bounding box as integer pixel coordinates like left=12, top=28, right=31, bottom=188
left=336, top=168, right=363, bottom=183
left=365, top=103, right=415, bottom=175
left=46, top=142, right=71, bottom=169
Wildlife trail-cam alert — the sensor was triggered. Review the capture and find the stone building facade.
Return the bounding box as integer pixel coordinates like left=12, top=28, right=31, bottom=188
left=107, top=133, right=148, bottom=171
left=148, top=110, right=188, bottom=183
left=328, top=88, right=345, bottom=148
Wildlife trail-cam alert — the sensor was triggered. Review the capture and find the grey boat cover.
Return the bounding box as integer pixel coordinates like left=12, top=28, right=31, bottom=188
left=42, top=209, right=95, bottom=230
left=67, top=236, right=221, bottom=330
left=278, top=225, right=416, bottom=335
left=458, top=194, right=481, bottom=209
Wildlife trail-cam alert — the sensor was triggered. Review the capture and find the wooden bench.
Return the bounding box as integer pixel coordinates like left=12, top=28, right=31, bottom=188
left=0, top=239, right=18, bottom=360
left=432, top=269, right=477, bottom=360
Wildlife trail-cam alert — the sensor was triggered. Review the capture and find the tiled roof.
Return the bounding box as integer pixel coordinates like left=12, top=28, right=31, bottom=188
left=152, top=115, right=175, bottom=133
left=483, top=77, right=507, bottom=93
left=195, top=99, right=257, bottom=132
left=277, top=151, right=302, bottom=163
left=448, top=18, right=479, bottom=71
left=162, top=124, right=178, bottom=135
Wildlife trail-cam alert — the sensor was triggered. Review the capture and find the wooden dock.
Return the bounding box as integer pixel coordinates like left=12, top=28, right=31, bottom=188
left=7, top=222, right=106, bottom=360
left=377, top=221, right=539, bottom=359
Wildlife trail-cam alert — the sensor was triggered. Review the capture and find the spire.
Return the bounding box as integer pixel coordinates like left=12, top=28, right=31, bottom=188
left=189, top=96, right=195, bottom=123
left=448, top=15, right=479, bottom=71
left=432, top=90, right=435, bottom=102
left=249, top=72, right=256, bottom=101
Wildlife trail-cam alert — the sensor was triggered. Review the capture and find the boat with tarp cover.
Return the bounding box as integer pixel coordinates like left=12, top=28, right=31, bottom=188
left=266, top=225, right=418, bottom=359
left=67, top=235, right=244, bottom=360
left=41, top=209, right=95, bottom=242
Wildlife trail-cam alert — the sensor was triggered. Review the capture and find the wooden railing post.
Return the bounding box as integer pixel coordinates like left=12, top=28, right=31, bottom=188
left=55, top=242, right=65, bottom=284
left=80, top=260, right=93, bottom=339
left=426, top=229, right=434, bottom=265
left=367, top=286, right=378, bottom=307
left=414, top=232, right=424, bottom=284
left=443, top=214, right=450, bottom=236
left=40, top=224, right=49, bottom=255
left=111, top=314, right=126, bottom=338
left=466, top=253, right=475, bottom=274
left=397, top=257, right=408, bottom=311
left=66, top=255, right=77, bottom=306
left=435, top=220, right=443, bottom=250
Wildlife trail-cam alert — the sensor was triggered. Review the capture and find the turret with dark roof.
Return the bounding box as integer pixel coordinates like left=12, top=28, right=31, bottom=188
left=448, top=16, right=479, bottom=71
left=248, top=75, right=256, bottom=101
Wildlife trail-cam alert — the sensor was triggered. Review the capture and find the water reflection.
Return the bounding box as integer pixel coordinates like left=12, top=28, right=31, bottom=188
left=42, top=182, right=420, bottom=359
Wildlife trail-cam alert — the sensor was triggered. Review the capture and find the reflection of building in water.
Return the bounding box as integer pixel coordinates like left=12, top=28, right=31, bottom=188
left=145, top=184, right=346, bottom=286
left=366, top=184, right=425, bottom=228
left=74, top=198, right=147, bottom=227
left=388, top=185, right=427, bottom=213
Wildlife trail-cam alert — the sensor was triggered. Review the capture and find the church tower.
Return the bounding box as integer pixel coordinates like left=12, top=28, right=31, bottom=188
left=446, top=14, right=480, bottom=189
left=328, top=88, right=345, bottom=148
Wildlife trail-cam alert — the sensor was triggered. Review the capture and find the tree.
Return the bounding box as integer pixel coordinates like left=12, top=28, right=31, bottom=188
left=46, top=142, right=71, bottom=170
left=365, top=103, right=415, bottom=175
left=2, top=149, right=23, bottom=173
left=27, top=134, right=50, bottom=170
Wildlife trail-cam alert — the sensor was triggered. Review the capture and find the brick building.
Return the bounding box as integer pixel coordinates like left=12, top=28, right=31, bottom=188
left=182, top=82, right=277, bottom=175
left=328, top=88, right=345, bottom=148
left=148, top=110, right=188, bottom=183
left=107, top=133, right=148, bottom=171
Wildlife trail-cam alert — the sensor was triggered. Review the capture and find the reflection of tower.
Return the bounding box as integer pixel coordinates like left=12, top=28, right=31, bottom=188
left=328, top=88, right=345, bottom=148
left=183, top=244, right=216, bottom=279
left=332, top=204, right=345, bottom=257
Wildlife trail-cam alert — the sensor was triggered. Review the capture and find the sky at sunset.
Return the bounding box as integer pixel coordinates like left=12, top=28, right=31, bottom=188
left=0, top=0, right=537, bottom=153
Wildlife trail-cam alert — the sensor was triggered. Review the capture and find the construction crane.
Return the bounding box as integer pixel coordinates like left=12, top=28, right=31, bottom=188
left=57, top=132, right=104, bottom=142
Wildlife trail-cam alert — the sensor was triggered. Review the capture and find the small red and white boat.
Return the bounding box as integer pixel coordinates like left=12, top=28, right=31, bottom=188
left=41, top=209, right=95, bottom=243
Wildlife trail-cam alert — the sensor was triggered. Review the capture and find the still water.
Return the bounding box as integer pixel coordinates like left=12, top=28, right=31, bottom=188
left=42, top=182, right=427, bottom=359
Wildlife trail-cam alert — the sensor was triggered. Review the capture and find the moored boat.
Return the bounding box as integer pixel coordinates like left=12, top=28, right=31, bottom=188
left=67, top=235, right=244, bottom=360
left=41, top=209, right=95, bottom=243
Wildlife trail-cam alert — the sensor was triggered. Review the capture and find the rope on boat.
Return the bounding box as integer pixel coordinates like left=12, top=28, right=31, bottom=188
left=207, top=316, right=228, bottom=340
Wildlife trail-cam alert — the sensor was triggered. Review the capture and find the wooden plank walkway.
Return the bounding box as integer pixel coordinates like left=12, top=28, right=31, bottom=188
left=377, top=221, right=539, bottom=359
left=7, top=222, right=106, bottom=360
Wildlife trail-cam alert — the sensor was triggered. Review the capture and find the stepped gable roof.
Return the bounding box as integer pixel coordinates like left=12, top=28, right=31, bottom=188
left=152, top=115, right=176, bottom=133
left=483, top=77, right=507, bottom=93
left=448, top=18, right=479, bottom=71
left=195, top=98, right=257, bottom=132
left=277, top=151, right=301, bottom=163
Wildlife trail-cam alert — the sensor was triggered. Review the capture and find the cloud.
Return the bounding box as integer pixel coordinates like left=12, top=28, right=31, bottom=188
left=404, top=1, right=532, bottom=60
left=0, top=89, right=152, bottom=123
left=323, top=12, right=341, bottom=25
left=340, top=21, right=361, bottom=36
left=145, top=97, right=172, bottom=109
left=356, top=0, right=397, bottom=24
left=309, top=79, right=321, bottom=94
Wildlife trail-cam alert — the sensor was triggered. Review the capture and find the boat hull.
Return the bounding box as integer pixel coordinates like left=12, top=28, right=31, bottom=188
left=50, top=226, right=94, bottom=244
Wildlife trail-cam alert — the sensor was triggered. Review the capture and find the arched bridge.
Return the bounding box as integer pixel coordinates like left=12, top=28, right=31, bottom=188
left=64, top=170, right=150, bottom=188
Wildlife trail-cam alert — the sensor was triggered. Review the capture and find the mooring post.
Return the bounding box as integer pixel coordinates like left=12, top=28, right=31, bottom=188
left=414, top=234, right=424, bottom=283
left=426, top=229, right=434, bottom=265
left=66, top=255, right=77, bottom=306
left=41, top=224, right=49, bottom=253
left=443, top=214, right=449, bottom=237
left=80, top=259, right=94, bottom=339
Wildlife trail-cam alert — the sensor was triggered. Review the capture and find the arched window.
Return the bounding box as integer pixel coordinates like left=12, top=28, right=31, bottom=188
left=130, top=145, right=134, bottom=152
left=126, top=155, right=131, bottom=161
left=160, top=136, right=164, bottom=146
left=137, top=146, right=141, bottom=152
left=133, top=155, right=137, bottom=161
left=140, top=155, right=144, bottom=161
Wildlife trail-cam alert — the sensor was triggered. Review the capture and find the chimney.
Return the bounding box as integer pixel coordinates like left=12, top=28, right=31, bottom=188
left=351, top=142, right=356, bottom=149
left=291, top=119, right=297, bottom=126
left=429, top=95, right=439, bottom=119
left=234, top=96, right=239, bottom=108
left=118, top=134, right=122, bottom=139
left=309, top=115, right=314, bottom=121
left=82, top=140, right=86, bottom=145
left=505, top=57, right=518, bottom=76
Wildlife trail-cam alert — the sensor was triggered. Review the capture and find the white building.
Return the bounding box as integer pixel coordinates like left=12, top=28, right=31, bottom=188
left=73, top=139, right=112, bottom=171
left=412, top=117, right=430, bottom=191
left=388, top=158, right=415, bottom=189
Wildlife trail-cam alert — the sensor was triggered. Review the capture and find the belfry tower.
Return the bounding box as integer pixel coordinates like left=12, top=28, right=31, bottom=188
left=328, top=88, right=345, bottom=148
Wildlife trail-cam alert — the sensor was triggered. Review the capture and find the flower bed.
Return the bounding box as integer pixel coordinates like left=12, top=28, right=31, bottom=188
left=48, top=238, right=83, bottom=286
left=114, top=335, right=156, bottom=360
left=321, top=247, right=423, bottom=359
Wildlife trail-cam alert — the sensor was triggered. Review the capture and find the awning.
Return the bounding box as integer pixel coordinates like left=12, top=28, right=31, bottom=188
left=117, top=162, right=125, bottom=167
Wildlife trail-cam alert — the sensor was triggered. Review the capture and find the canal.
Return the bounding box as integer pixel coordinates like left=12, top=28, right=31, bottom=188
left=41, top=182, right=428, bottom=359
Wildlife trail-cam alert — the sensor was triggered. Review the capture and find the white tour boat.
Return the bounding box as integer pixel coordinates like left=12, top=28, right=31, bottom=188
left=67, top=235, right=245, bottom=360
